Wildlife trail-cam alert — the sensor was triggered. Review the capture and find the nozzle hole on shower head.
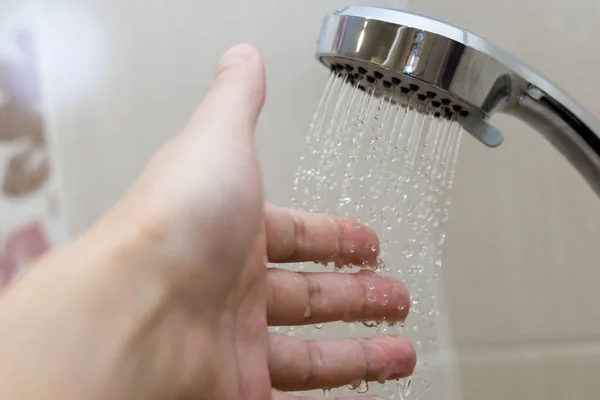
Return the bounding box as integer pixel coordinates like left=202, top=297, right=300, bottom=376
left=326, top=57, right=503, bottom=147
left=325, top=57, right=486, bottom=121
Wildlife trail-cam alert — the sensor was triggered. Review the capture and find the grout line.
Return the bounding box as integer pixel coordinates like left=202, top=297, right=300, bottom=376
left=458, top=338, right=600, bottom=363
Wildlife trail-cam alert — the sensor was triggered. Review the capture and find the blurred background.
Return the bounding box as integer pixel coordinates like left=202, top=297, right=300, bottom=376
left=1, top=1, right=600, bottom=399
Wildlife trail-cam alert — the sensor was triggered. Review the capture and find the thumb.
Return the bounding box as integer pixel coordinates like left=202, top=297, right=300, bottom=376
left=182, top=43, right=266, bottom=147
left=134, top=43, right=267, bottom=201
left=108, top=44, right=267, bottom=276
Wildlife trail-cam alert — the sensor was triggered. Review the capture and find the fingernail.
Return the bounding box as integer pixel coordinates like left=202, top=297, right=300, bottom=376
left=217, top=43, right=256, bottom=72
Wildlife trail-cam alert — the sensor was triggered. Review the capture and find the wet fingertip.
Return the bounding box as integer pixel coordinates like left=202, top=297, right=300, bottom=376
left=371, top=231, right=380, bottom=254
left=397, top=302, right=410, bottom=321
left=393, top=284, right=411, bottom=319
left=338, top=216, right=377, bottom=236
left=355, top=221, right=380, bottom=249
left=383, top=335, right=417, bottom=362
left=398, top=338, right=418, bottom=375
left=332, top=217, right=382, bottom=269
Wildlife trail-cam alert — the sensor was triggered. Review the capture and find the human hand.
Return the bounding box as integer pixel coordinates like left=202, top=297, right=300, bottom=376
left=0, top=44, right=415, bottom=400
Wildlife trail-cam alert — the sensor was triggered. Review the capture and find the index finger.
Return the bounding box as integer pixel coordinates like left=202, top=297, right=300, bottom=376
left=264, top=204, right=380, bottom=267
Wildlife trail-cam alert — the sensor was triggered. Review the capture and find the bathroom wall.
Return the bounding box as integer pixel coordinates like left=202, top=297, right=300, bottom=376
left=1, top=0, right=600, bottom=399
left=409, top=1, right=600, bottom=399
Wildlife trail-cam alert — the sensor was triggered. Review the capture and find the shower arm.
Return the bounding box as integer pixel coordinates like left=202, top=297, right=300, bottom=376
left=505, top=86, right=600, bottom=197
left=315, top=6, right=600, bottom=198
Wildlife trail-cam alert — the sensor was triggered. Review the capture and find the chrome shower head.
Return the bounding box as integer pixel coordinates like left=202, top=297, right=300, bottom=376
left=316, top=6, right=600, bottom=196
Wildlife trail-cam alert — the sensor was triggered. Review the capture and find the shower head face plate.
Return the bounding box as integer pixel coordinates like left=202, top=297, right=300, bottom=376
left=325, top=57, right=475, bottom=120
left=316, top=7, right=521, bottom=118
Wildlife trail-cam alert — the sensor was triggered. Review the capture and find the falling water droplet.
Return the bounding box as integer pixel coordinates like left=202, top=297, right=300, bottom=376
left=437, top=232, right=446, bottom=245
left=403, top=378, right=413, bottom=397
left=424, top=380, right=432, bottom=391
left=403, top=246, right=414, bottom=258
left=291, top=72, right=464, bottom=400
left=338, top=196, right=351, bottom=207
left=356, top=380, right=369, bottom=394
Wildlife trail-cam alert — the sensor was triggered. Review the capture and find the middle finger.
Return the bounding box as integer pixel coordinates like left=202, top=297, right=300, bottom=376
left=267, top=268, right=410, bottom=326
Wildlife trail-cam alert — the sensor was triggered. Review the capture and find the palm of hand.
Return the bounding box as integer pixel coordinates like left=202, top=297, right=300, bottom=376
left=123, top=46, right=415, bottom=399
left=163, top=205, right=414, bottom=400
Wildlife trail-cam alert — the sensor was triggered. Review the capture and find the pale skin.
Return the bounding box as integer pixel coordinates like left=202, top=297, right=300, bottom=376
left=0, top=44, right=416, bottom=399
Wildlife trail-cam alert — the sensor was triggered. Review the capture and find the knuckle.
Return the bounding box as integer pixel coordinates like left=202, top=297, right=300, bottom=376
left=304, top=341, right=325, bottom=387
left=290, top=212, right=308, bottom=259
left=303, top=275, right=323, bottom=321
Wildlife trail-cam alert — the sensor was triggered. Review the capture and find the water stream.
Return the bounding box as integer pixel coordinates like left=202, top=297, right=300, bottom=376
left=284, top=72, right=464, bottom=399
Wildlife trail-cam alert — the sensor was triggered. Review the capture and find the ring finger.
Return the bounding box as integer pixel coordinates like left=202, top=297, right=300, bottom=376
left=267, top=268, right=410, bottom=326
left=269, top=333, right=416, bottom=392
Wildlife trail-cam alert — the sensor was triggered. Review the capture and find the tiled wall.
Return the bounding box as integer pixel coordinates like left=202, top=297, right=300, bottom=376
left=411, top=1, right=600, bottom=399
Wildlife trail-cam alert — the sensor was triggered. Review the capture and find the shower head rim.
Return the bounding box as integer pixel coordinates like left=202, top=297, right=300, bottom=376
left=316, top=6, right=600, bottom=197
left=319, top=6, right=600, bottom=136
left=331, top=7, right=564, bottom=99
